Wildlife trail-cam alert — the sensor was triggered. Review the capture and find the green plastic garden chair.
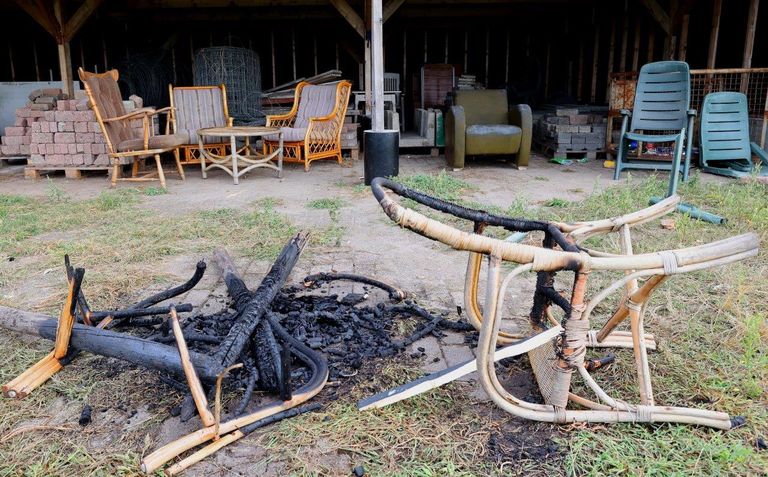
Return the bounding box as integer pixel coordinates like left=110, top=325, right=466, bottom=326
left=614, top=61, right=695, bottom=196
left=700, top=92, right=768, bottom=179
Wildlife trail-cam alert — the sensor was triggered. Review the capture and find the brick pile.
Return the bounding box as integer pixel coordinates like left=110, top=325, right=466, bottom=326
left=27, top=95, right=147, bottom=169
left=27, top=97, right=111, bottom=168
left=0, top=88, right=67, bottom=157
left=534, top=106, right=608, bottom=157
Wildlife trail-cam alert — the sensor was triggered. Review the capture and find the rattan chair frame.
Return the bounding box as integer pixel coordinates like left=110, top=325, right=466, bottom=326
left=368, top=177, right=758, bottom=429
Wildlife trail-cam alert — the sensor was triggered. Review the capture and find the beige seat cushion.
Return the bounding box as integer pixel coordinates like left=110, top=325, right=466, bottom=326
left=265, top=127, right=308, bottom=142
left=117, top=133, right=188, bottom=152
left=465, top=124, right=522, bottom=155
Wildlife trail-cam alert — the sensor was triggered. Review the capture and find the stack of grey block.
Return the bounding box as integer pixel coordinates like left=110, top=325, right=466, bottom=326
left=534, top=106, right=608, bottom=156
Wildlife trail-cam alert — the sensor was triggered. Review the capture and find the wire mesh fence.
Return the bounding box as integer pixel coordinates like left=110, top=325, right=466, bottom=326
left=193, top=47, right=264, bottom=125
left=607, top=68, right=768, bottom=156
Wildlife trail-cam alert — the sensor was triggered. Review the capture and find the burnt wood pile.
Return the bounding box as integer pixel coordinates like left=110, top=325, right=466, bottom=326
left=0, top=231, right=473, bottom=474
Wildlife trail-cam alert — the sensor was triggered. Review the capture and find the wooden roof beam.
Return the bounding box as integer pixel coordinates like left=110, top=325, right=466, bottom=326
left=329, top=0, right=365, bottom=37
left=639, top=0, right=670, bottom=34
left=13, top=0, right=61, bottom=40
left=65, top=0, right=104, bottom=40
left=383, top=0, right=405, bottom=21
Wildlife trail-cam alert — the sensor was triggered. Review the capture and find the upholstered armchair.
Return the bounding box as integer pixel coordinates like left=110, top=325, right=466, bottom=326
left=445, top=89, right=532, bottom=170
left=263, top=80, right=351, bottom=171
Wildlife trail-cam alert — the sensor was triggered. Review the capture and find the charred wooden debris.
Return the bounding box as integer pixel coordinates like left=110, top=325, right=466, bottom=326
left=0, top=231, right=472, bottom=474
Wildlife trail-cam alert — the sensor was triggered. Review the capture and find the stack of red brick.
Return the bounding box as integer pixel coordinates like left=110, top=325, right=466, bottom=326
left=0, top=87, right=68, bottom=157
left=28, top=97, right=111, bottom=168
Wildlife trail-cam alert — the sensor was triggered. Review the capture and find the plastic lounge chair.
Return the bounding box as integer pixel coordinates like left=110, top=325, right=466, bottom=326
left=367, top=177, right=758, bottom=429
left=263, top=80, right=351, bottom=171
left=614, top=61, right=695, bottom=190
left=700, top=91, right=768, bottom=179
left=79, top=68, right=187, bottom=188
left=168, top=84, right=233, bottom=166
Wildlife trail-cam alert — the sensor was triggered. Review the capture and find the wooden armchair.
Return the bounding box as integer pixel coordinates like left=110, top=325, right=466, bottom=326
left=168, top=84, right=233, bottom=166
left=264, top=80, right=351, bottom=171
left=79, top=68, right=186, bottom=188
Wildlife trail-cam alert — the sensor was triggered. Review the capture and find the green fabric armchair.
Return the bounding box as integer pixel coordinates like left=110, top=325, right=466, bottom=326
left=445, top=89, right=532, bottom=169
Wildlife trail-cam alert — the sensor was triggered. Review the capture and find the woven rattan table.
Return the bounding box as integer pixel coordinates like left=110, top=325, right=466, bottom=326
left=197, top=126, right=283, bottom=185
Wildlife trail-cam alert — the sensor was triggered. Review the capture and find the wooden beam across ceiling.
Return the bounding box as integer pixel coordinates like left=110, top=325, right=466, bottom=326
left=639, top=0, right=671, bottom=34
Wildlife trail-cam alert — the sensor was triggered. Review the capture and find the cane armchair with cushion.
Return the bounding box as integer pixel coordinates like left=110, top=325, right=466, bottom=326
left=613, top=61, right=695, bottom=182
left=168, top=84, right=233, bottom=166
left=700, top=92, right=768, bottom=179
left=79, top=68, right=186, bottom=188
left=263, top=80, right=352, bottom=171
left=445, top=89, right=532, bottom=170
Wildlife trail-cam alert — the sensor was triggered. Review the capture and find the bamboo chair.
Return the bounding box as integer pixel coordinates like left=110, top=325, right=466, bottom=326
left=613, top=61, right=695, bottom=185
left=168, top=84, right=233, bottom=166
left=368, top=177, right=759, bottom=429
left=263, top=80, right=351, bottom=171
left=79, top=68, right=187, bottom=188
left=700, top=92, right=768, bottom=179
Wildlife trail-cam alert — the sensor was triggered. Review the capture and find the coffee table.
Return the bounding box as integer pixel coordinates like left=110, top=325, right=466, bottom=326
left=197, top=126, right=283, bottom=185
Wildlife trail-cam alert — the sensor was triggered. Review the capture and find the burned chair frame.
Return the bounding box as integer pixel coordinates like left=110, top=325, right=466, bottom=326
left=364, top=177, right=758, bottom=430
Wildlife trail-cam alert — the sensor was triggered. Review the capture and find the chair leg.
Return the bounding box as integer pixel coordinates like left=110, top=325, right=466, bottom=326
left=613, top=138, right=626, bottom=181
left=131, top=158, right=140, bottom=178
left=629, top=301, right=654, bottom=405
left=154, top=154, right=166, bottom=189
left=111, top=160, right=119, bottom=187
left=174, top=149, right=186, bottom=181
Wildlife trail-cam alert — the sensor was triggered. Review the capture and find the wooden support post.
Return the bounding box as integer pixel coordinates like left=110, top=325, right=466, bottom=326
left=423, top=30, right=427, bottom=63
left=402, top=30, right=407, bottom=91
left=607, top=17, right=616, bottom=83
left=57, top=42, right=74, bottom=97
left=577, top=38, right=585, bottom=102
left=271, top=31, right=276, bottom=88
left=444, top=31, right=449, bottom=64
left=590, top=26, right=600, bottom=103
left=371, top=0, right=385, bottom=130
left=8, top=43, right=15, bottom=82
left=313, top=35, right=318, bottom=75
left=647, top=24, right=655, bottom=63
left=335, top=41, right=340, bottom=70
left=33, top=41, right=40, bottom=81
left=102, top=35, right=108, bottom=71
left=632, top=17, right=641, bottom=71
left=291, top=29, right=297, bottom=80
left=707, top=0, right=722, bottom=69
left=463, top=31, right=468, bottom=72
left=544, top=42, right=551, bottom=101
left=619, top=8, right=629, bottom=71
left=485, top=28, right=490, bottom=87
left=505, top=29, right=510, bottom=86
left=677, top=14, right=689, bottom=62
left=741, top=0, right=759, bottom=93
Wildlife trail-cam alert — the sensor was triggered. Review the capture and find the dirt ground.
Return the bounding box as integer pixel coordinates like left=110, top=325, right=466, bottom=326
left=1, top=152, right=744, bottom=476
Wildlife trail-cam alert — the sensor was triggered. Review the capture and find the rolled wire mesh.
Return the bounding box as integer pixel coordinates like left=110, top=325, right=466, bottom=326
left=608, top=68, right=768, bottom=151
left=193, top=47, right=264, bottom=125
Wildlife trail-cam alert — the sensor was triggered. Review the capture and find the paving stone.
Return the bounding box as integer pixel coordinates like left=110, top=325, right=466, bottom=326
left=440, top=331, right=467, bottom=346
left=408, top=335, right=445, bottom=373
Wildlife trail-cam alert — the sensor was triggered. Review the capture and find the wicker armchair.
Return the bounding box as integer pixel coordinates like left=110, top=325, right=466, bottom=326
left=264, top=81, right=351, bottom=171
left=168, top=84, right=233, bottom=166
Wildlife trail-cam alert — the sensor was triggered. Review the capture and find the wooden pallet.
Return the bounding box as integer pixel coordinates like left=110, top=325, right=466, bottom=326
left=0, top=155, right=27, bottom=167
left=24, top=165, right=112, bottom=180
left=535, top=140, right=606, bottom=159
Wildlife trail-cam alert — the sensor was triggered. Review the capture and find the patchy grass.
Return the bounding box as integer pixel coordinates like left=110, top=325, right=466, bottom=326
left=0, top=189, right=295, bottom=312
left=397, top=170, right=476, bottom=202
left=142, top=186, right=168, bottom=196
left=308, top=197, right=347, bottom=247
left=251, top=362, right=562, bottom=476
